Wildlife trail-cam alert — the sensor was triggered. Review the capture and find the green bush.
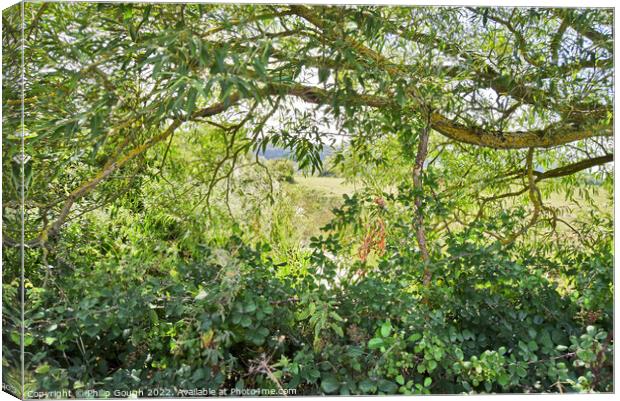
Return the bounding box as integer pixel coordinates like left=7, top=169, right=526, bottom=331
left=267, top=159, right=295, bottom=183
left=10, top=187, right=612, bottom=395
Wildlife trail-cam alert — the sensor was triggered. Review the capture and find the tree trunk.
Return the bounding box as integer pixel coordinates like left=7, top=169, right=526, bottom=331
left=412, top=119, right=431, bottom=286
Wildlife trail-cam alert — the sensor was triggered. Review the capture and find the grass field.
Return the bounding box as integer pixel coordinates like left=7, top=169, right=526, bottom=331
left=279, top=175, right=356, bottom=241
left=286, top=175, right=612, bottom=242
left=293, top=175, right=357, bottom=197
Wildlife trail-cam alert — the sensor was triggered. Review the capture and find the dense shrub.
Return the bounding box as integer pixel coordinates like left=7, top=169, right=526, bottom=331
left=6, top=186, right=612, bottom=396
left=267, top=159, right=296, bottom=183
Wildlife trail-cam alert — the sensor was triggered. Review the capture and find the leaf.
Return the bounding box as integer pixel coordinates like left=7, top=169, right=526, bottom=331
left=35, top=364, right=51, bottom=375
left=424, top=377, right=432, bottom=387
left=128, top=24, right=137, bottom=42
left=214, top=47, right=228, bottom=73
left=123, top=8, right=134, bottom=20
left=257, top=327, right=269, bottom=337
left=150, top=309, right=159, bottom=325
left=321, top=374, right=340, bottom=394
left=329, top=311, right=343, bottom=322
left=201, top=329, right=215, bottom=349
left=194, top=289, right=208, bottom=301
left=186, top=88, right=197, bottom=116
left=244, top=300, right=257, bottom=313
left=395, top=85, right=406, bottom=106
left=407, top=333, right=422, bottom=343
left=318, top=67, right=330, bottom=83
left=377, top=379, right=398, bottom=393
left=219, top=79, right=235, bottom=101
left=200, top=44, right=210, bottom=67
left=24, top=334, right=34, bottom=347
left=368, top=338, right=384, bottom=349
left=358, top=379, right=375, bottom=393
left=396, top=375, right=405, bottom=385
left=454, top=348, right=464, bottom=361
left=253, top=58, right=267, bottom=77
left=433, top=347, right=444, bottom=360
left=250, top=332, right=265, bottom=346
left=296, top=308, right=310, bottom=321
left=44, top=337, right=57, bottom=345
left=240, top=316, right=252, bottom=328
left=380, top=321, right=392, bottom=337
left=331, top=324, right=344, bottom=337
left=462, top=329, right=474, bottom=340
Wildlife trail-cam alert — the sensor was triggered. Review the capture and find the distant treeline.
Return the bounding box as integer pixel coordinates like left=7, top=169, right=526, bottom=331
left=260, top=146, right=335, bottom=161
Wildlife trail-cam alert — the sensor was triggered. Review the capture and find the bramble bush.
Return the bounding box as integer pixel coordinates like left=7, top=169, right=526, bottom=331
left=6, top=181, right=612, bottom=395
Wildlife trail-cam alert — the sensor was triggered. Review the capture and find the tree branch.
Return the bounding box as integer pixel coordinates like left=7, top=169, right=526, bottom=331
left=412, top=115, right=432, bottom=285
left=551, top=9, right=613, bottom=52
left=264, top=80, right=612, bottom=149
left=31, top=96, right=240, bottom=246
left=501, top=148, right=542, bottom=245
left=287, top=5, right=611, bottom=149
left=534, top=153, right=613, bottom=180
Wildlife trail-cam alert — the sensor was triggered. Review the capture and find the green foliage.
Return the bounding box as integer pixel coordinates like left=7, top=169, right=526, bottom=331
left=9, top=164, right=612, bottom=394
left=2, top=1, right=613, bottom=397
left=267, top=159, right=296, bottom=183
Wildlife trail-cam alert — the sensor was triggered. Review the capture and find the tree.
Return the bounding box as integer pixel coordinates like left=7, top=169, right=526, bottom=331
left=3, top=3, right=613, bottom=259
